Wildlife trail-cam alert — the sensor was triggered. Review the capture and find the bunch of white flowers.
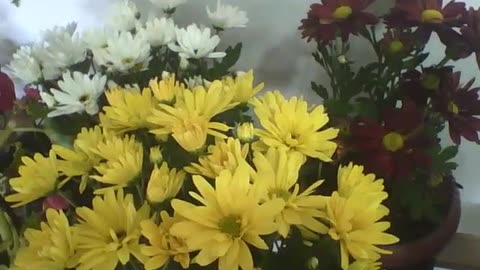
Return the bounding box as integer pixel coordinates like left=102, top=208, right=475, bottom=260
left=7, top=0, right=249, bottom=119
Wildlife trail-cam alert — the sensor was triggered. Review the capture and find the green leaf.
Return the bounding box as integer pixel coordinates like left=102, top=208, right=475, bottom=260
left=10, top=0, right=20, bottom=6
left=324, top=99, right=353, bottom=118
left=25, top=102, right=49, bottom=118
left=206, top=43, right=242, bottom=80
left=0, top=129, right=12, bottom=149
left=354, top=98, right=379, bottom=120
left=402, top=53, right=429, bottom=70
left=311, top=82, right=329, bottom=100
left=440, top=145, right=459, bottom=161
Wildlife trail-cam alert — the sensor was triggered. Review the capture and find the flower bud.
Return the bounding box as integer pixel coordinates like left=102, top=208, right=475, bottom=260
left=306, top=257, right=319, bottom=270
left=149, top=146, right=163, bottom=164
left=42, top=194, right=69, bottom=211
left=236, top=122, right=255, bottom=142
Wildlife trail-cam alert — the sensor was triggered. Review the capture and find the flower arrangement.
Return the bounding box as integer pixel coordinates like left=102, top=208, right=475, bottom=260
left=0, top=1, right=400, bottom=270
left=300, top=0, right=480, bottom=247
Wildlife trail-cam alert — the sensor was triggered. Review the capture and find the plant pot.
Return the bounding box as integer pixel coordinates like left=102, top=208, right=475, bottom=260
left=381, top=181, right=461, bottom=269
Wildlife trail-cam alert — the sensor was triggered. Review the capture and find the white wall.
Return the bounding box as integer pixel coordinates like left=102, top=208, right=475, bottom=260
left=0, top=0, right=479, bottom=232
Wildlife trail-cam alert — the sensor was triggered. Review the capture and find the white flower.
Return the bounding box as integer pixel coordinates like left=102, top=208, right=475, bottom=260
left=207, top=0, right=249, bottom=29
left=149, top=0, right=187, bottom=10
left=83, top=28, right=115, bottom=50
left=93, top=31, right=151, bottom=73
left=184, top=75, right=211, bottom=89
left=168, top=24, right=226, bottom=59
left=138, top=17, right=176, bottom=47
left=8, top=46, right=43, bottom=83
left=35, top=23, right=87, bottom=80
left=106, top=0, right=140, bottom=31
left=42, top=71, right=107, bottom=117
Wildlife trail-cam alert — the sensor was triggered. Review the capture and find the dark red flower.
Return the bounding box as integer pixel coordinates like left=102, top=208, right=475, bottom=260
left=381, top=29, right=415, bottom=57
left=385, top=0, right=467, bottom=44
left=299, top=0, right=378, bottom=43
left=461, top=8, right=480, bottom=68
left=24, top=86, right=41, bottom=101
left=0, top=70, right=15, bottom=113
left=432, top=72, right=480, bottom=144
left=42, top=194, right=70, bottom=211
left=399, top=67, right=453, bottom=106
left=350, top=101, right=432, bottom=179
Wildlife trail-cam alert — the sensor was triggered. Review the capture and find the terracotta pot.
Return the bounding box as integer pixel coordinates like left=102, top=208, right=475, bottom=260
left=381, top=182, right=461, bottom=269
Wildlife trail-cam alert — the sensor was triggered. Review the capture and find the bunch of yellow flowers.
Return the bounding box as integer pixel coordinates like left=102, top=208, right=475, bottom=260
left=5, top=71, right=398, bottom=270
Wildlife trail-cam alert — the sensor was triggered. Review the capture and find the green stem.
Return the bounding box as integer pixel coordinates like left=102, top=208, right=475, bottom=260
left=129, top=261, right=141, bottom=270
left=12, top=127, right=46, bottom=134
left=135, top=183, right=144, bottom=203
left=436, top=56, right=450, bottom=67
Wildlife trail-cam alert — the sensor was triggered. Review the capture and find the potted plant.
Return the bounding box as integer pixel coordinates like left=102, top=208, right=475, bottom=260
left=0, top=1, right=401, bottom=270
left=300, top=0, right=480, bottom=269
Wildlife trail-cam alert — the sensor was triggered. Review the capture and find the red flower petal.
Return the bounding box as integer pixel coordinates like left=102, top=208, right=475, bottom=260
left=0, top=71, right=15, bottom=113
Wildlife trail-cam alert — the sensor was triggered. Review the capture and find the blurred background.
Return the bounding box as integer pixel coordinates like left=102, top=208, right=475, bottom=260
left=0, top=0, right=479, bottom=239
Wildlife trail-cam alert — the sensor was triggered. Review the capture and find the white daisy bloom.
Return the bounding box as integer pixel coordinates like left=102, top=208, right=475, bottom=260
left=35, top=23, right=87, bottom=80
left=149, top=0, right=187, bottom=11
left=106, top=0, right=140, bottom=31
left=184, top=75, right=211, bottom=89
left=83, top=28, right=115, bottom=50
left=42, top=71, right=107, bottom=118
left=8, top=46, right=43, bottom=83
left=93, top=31, right=151, bottom=73
left=168, top=24, right=226, bottom=59
left=207, top=0, right=249, bottom=29
left=138, top=17, right=176, bottom=47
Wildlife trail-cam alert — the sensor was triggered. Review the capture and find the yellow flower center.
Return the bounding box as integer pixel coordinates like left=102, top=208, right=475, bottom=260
left=389, top=40, right=404, bottom=53
left=269, top=189, right=291, bottom=201
left=448, top=102, right=460, bottom=114
left=421, top=9, right=444, bottom=23
left=333, top=6, right=353, bottom=20
left=218, top=215, right=242, bottom=238
left=122, top=58, right=134, bottom=65
left=382, top=132, right=404, bottom=152
left=421, top=73, right=440, bottom=90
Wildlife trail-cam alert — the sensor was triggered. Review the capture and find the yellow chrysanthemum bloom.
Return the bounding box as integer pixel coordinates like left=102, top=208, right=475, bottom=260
left=251, top=91, right=339, bottom=161
left=185, top=137, right=249, bottom=179
left=146, top=162, right=186, bottom=204
left=100, top=87, right=156, bottom=133
left=326, top=192, right=399, bottom=270
left=148, top=81, right=236, bottom=152
left=53, top=126, right=105, bottom=193
left=170, top=165, right=285, bottom=270
left=337, top=163, right=387, bottom=202
left=253, top=147, right=328, bottom=238
left=90, top=135, right=143, bottom=194
left=6, top=150, right=63, bottom=207
left=11, top=209, right=76, bottom=270
left=224, top=70, right=264, bottom=103
left=141, top=211, right=190, bottom=270
left=74, top=189, right=151, bottom=270
left=347, top=260, right=381, bottom=270
left=149, top=73, right=184, bottom=104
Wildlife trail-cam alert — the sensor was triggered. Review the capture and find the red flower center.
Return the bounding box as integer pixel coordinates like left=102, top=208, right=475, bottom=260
left=421, top=9, right=445, bottom=23
left=333, top=6, right=353, bottom=20
left=383, top=132, right=404, bottom=152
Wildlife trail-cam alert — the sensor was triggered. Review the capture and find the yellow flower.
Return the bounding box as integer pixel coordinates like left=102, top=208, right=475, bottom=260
left=337, top=163, right=387, bottom=203
left=148, top=81, right=235, bottom=152
left=326, top=192, right=399, bottom=270
left=251, top=91, right=339, bottom=161
left=6, top=150, right=63, bottom=207
left=236, top=122, right=255, bottom=142
left=141, top=211, right=190, bottom=270
left=74, top=189, right=151, bottom=270
left=91, top=135, right=143, bottom=194
left=149, top=146, right=163, bottom=164
left=149, top=73, right=184, bottom=104
left=224, top=70, right=264, bottom=103
left=347, top=260, right=382, bottom=270
left=11, top=209, right=77, bottom=270
left=170, top=165, right=285, bottom=270
left=185, top=137, right=249, bottom=179
left=52, top=126, right=105, bottom=193
left=146, top=162, right=186, bottom=204
left=253, top=147, right=328, bottom=238
left=100, top=87, right=156, bottom=133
